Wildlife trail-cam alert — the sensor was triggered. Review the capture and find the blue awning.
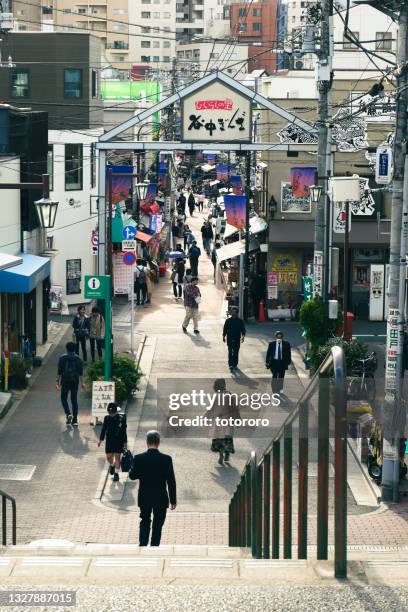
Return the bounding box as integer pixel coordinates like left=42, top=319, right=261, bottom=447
left=0, top=253, right=51, bottom=294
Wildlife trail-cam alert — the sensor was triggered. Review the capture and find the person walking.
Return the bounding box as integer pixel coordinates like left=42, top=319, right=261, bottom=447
left=266, top=331, right=292, bottom=395
left=134, top=259, right=148, bottom=306
left=171, top=257, right=185, bottom=300
left=187, top=189, right=196, bottom=217
left=98, top=402, right=127, bottom=482
left=183, top=268, right=193, bottom=288
left=182, top=277, right=201, bottom=334
left=183, top=224, right=192, bottom=251
left=177, top=191, right=186, bottom=216
left=129, top=430, right=176, bottom=547
left=209, top=379, right=240, bottom=465
left=72, top=305, right=90, bottom=362
left=145, top=266, right=154, bottom=305
left=250, top=273, right=266, bottom=320
left=223, top=307, right=246, bottom=372
left=188, top=241, right=201, bottom=276
left=56, top=341, right=86, bottom=426
left=89, top=306, right=105, bottom=362
left=201, top=221, right=214, bottom=256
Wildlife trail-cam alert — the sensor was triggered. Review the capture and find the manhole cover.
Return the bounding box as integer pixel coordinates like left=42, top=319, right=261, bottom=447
left=0, top=464, right=36, bottom=480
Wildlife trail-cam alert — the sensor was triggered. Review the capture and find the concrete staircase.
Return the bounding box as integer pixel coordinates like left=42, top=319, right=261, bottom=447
left=1, top=541, right=408, bottom=586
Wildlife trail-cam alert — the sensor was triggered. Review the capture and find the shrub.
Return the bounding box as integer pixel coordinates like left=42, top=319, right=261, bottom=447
left=299, top=297, right=341, bottom=371
left=86, top=354, right=143, bottom=405
left=315, top=337, right=368, bottom=375
left=8, top=356, right=30, bottom=389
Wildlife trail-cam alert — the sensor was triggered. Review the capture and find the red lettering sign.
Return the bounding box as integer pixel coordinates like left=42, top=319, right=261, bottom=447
left=195, top=98, right=233, bottom=111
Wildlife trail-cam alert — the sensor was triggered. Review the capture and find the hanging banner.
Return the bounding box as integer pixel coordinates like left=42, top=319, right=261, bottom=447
left=313, top=251, right=323, bottom=296
left=290, top=167, right=317, bottom=197
left=216, top=163, right=228, bottom=181
left=224, top=195, right=247, bottom=230
left=107, top=165, right=133, bottom=206
left=332, top=201, right=352, bottom=234
left=375, top=144, right=393, bottom=185
left=181, top=80, right=252, bottom=142
left=230, top=175, right=244, bottom=195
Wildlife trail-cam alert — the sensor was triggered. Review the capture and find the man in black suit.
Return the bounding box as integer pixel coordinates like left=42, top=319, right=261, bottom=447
left=129, top=430, right=176, bottom=546
left=266, top=331, right=292, bottom=395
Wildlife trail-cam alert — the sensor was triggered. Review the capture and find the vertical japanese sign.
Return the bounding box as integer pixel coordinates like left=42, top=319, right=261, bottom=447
left=303, top=276, right=313, bottom=301
left=369, top=264, right=385, bottom=321
left=313, top=251, right=323, bottom=296
left=224, top=195, right=247, bottom=230
left=332, top=201, right=352, bottom=234
left=181, top=80, right=252, bottom=142
left=385, top=308, right=401, bottom=391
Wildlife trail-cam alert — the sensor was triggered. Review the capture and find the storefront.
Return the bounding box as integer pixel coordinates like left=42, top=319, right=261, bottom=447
left=0, top=253, right=51, bottom=354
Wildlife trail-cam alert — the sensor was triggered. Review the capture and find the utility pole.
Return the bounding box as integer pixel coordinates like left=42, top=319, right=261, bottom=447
left=383, top=1, right=408, bottom=503
left=313, top=0, right=333, bottom=301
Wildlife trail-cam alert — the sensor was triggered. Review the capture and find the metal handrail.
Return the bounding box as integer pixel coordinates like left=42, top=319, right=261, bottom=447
left=228, top=346, right=347, bottom=578
left=0, top=490, right=17, bottom=546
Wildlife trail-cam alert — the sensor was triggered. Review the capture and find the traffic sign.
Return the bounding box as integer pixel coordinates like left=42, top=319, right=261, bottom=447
left=122, top=225, right=136, bottom=240
left=122, top=239, right=136, bottom=252
left=91, top=231, right=99, bottom=247
left=84, top=275, right=110, bottom=299
left=123, top=252, right=137, bottom=266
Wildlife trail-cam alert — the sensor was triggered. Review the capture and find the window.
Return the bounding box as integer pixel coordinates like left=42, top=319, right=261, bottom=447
left=163, top=12, right=171, bottom=17
left=113, top=24, right=125, bottom=31
left=141, top=27, right=150, bottom=33
left=153, top=12, right=160, bottom=18
left=16, top=9, right=26, bottom=15
left=163, top=56, right=170, bottom=62
left=153, top=41, right=160, bottom=48
left=66, top=259, right=82, bottom=295
left=11, top=69, right=29, bottom=98
left=163, top=40, right=170, bottom=48
left=164, top=26, right=171, bottom=31
left=253, top=22, right=261, bottom=31
left=141, top=55, right=151, bottom=62
left=238, top=8, right=247, bottom=16
left=113, top=8, right=126, bottom=14
left=375, top=32, right=392, bottom=51
left=253, top=8, right=261, bottom=16
left=19, top=25, right=27, bottom=30
left=141, top=11, right=151, bottom=18
left=343, top=32, right=359, bottom=49
left=141, top=40, right=151, bottom=48
left=153, top=55, right=160, bottom=62
left=142, top=0, right=151, bottom=3
left=47, top=146, right=54, bottom=191
left=90, top=144, right=96, bottom=188
left=65, top=144, right=83, bottom=191
left=91, top=70, right=98, bottom=97
left=42, top=5, right=52, bottom=14
left=238, top=22, right=247, bottom=32
left=78, top=7, right=87, bottom=14
left=62, top=8, right=71, bottom=13
left=116, top=56, right=125, bottom=62
left=64, top=68, right=82, bottom=98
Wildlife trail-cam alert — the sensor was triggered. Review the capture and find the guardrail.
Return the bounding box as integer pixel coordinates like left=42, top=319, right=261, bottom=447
left=229, top=346, right=347, bottom=578
left=0, top=490, right=16, bottom=545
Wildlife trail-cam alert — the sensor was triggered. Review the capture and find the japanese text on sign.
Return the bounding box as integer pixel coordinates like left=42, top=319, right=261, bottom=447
left=385, top=308, right=400, bottom=391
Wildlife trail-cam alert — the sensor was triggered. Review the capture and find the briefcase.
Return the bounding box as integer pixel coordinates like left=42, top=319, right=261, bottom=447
left=121, top=449, right=133, bottom=473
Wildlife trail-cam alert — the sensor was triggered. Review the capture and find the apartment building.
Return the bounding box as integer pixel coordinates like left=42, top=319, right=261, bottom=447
left=12, top=0, right=131, bottom=68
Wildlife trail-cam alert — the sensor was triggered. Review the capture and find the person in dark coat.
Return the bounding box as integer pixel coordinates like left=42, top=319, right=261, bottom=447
left=187, top=190, right=196, bottom=216
left=72, top=305, right=90, bottom=362
left=172, top=258, right=185, bottom=300
left=209, top=379, right=240, bottom=465
left=188, top=241, right=201, bottom=276
left=129, top=430, right=177, bottom=546
left=98, top=403, right=128, bottom=482
left=177, top=192, right=186, bottom=216
left=223, top=307, right=246, bottom=371
left=266, top=331, right=292, bottom=395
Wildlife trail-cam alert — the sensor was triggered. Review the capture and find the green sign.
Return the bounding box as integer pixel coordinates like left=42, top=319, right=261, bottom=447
left=303, top=276, right=313, bottom=301
left=84, top=275, right=110, bottom=300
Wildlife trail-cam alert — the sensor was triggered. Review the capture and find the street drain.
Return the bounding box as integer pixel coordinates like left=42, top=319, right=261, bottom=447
left=0, top=464, right=36, bottom=480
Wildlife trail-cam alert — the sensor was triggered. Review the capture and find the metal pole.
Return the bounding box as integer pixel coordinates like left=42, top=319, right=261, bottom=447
left=104, top=275, right=112, bottom=381
left=383, top=1, right=408, bottom=502
left=107, top=168, right=113, bottom=292
left=130, top=261, right=135, bottom=355
left=250, top=451, right=257, bottom=557
left=314, top=0, right=333, bottom=300
left=244, top=152, right=251, bottom=319
left=42, top=173, right=50, bottom=199
left=263, top=453, right=271, bottom=559
left=98, top=150, right=106, bottom=276
left=343, top=200, right=350, bottom=333
left=272, top=440, right=280, bottom=558
left=283, top=424, right=292, bottom=559
left=324, top=170, right=332, bottom=303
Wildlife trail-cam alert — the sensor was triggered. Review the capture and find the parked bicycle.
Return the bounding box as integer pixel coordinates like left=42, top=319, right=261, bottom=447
left=348, top=351, right=377, bottom=402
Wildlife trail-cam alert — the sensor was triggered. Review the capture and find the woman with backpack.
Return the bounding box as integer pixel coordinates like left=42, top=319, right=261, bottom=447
left=98, top=402, right=127, bottom=482
left=72, top=305, right=90, bottom=362
left=134, top=259, right=148, bottom=306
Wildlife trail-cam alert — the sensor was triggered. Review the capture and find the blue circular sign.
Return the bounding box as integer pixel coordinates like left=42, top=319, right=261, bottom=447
left=122, top=225, right=136, bottom=240
left=123, top=252, right=137, bottom=266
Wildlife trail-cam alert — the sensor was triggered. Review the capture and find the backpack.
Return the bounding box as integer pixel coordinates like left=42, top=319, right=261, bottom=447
left=62, top=356, right=78, bottom=385
left=136, top=266, right=147, bottom=283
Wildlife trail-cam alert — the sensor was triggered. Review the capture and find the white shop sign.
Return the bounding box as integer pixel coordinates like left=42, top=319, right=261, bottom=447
left=369, top=264, right=385, bottom=321
left=181, top=81, right=252, bottom=142
left=313, top=251, right=323, bottom=296
left=332, top=201, right=352, bottom=234
left=92, top=381, right=115, bottom=418
left=385, top=308, right=400, bottom=392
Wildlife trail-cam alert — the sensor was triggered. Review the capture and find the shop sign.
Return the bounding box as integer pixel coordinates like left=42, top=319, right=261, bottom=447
left=333, top=201, right=352, bottom=234
left=268, top=286, right=278, bottom=299
left=303, top=276, right=313, bottom=301
left=385, top=308, right=400, bottom=391
left=92, top=381, right=115, bottom=418
left=271, top=254, right=298, bottom=285
left=369, top=264, right=385, bottom=321
left=267, top=272, right=278, bottom=285
left=375, top=145, right=393, bottom=185
left=50, top=285, right=63, bottom=312
left=181, top=81, right=252, bottom=142
left=313, top=251, right=323, bottom=296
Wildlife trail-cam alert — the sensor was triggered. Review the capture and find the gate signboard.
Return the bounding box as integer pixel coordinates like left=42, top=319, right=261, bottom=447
left=181, top=81, right=252, bottom=143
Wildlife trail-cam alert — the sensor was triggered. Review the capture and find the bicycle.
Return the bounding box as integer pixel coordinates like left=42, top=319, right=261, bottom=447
left=348, top=352, right=377, bottom=402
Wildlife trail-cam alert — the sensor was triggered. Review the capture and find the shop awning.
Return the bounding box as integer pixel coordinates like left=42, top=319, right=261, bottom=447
left=223, top=224, right=239, bottom=239
left=0, top=253, right=50, bottom=293
left=217, top=238, right=260, bottom=262
left=0, top=253, right=23, bottom=271
left=136, top=230, right=153, bottom=243
left=250, top=215, right=268, bottom=235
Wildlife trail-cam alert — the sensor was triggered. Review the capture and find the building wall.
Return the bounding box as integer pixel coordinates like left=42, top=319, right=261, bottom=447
left=0, top=33, right=103, bottom=130
left=0, top=157, right=21, bottom=257
left=129, top=0, right=176, bottom=70
left=47, top=130, right=101, bottom=306
left=176, top=41, right=248, bottom=77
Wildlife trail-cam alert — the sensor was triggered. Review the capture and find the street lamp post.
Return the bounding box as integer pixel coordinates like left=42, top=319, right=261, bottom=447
left=135, top=181, right=149, bottom=225
left=34, top=174, right=59, bottom=229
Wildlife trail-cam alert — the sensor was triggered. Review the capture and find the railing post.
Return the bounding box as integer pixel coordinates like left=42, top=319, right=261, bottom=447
left=255, top=465, right=263, bottom=559
left=12, top=498, right=16, bottom=546
left=250, top=451, right=257, bottom=557
left=298, top=401, right=308, bottom=559
left=317, top=375, right=329, bottom=560
left=272, top=440, right=280, bottom=559
left=245, top=463, right=251, bottom=548
left=283, top=424, right=292, bottom=559
left=263, top=453, right=271, bottom=559
left=334, top=365, right=347, bottom=578
left=239, top=484, right=245, bottom=547
left=2, top=496, right=6, bottom=546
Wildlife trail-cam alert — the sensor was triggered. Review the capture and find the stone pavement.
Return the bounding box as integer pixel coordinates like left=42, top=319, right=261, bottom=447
left=0, top=207, right=407, bottom=549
